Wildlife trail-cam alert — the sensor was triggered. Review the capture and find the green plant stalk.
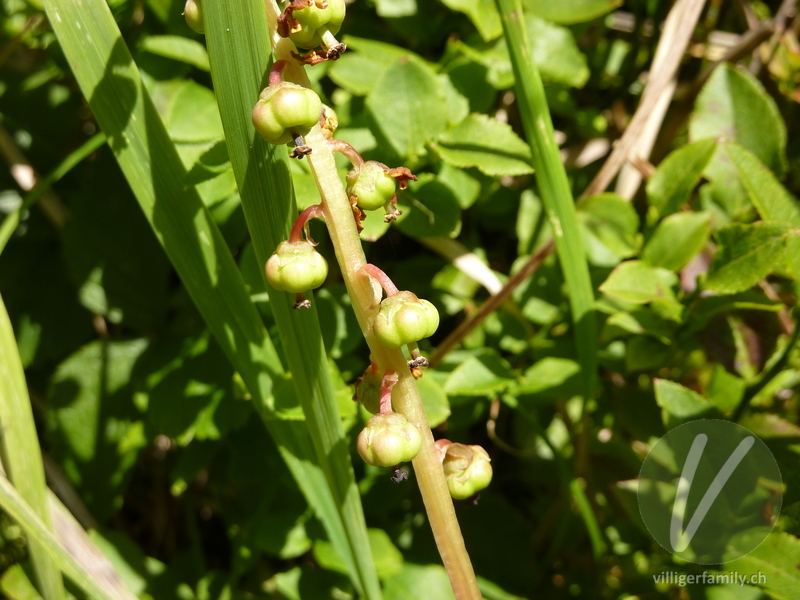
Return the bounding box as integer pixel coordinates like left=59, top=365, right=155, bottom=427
left=42, top=0, right=378, bottom=595
left=304, top=126, right=481, bottom=599
left=202, top=1, right=381, bottom=596
left=495, top=0, right=597, bottom=456
left=0, top=473, right=115, bottom=600
left=0, top=293, right=64, bottom=599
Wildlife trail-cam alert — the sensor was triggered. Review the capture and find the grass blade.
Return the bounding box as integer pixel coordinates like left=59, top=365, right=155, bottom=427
left=203, top=2, right=381, bottom=596
left=495, top=0, right=602, bottom=555
left=0, top=472, right=114, bottom=600
left=41, top=1, right=378, bottom=594
left=0, top=292, right=64, bottom=600
left=494, top=0, right=597, bottom=413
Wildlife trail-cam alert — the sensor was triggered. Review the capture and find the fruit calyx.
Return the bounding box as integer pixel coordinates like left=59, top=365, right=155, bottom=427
left=435, top=440, right=493, bottom=500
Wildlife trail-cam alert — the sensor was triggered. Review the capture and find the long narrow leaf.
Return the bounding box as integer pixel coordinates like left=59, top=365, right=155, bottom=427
left=0, top=473, right=114, bottom=600
left=0, top=293, right=64, bottom=599
left=40, top=1, right=377, bottom=593
left=203, top=2, right=381, bottom=597
left=494, top=0, right=598, bottom=406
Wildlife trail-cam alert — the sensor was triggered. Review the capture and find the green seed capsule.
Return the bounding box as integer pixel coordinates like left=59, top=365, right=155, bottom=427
left=357, top=412, right=422, bottom=467
left=346, top=162, right=398, bottom=211
left=265, top=240, right=328, bottom=294
left=252, top=82, right=322, bottom=146
left=289, top=0, right=346, bottom=49
left=441, top=443, right=493, bottom=500
left=373, top=291, right=439, bottom=349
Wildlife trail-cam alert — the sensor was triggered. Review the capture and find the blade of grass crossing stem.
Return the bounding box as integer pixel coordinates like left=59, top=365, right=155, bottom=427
left=495, top=0, right=597, bottom=399
left=41, top=1, right=375, bottom=593
left=0, top=293, right=65, bottom=600
left=496, top=0, right=601, bottom=554
left=203, top=2, right=381, bottom=597
left=0, top=474, right=114, bottom=600
left=0, top=132, right=106, bottom=255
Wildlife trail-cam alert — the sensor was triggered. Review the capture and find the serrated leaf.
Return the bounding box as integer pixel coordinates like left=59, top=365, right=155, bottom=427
left=599, top=260, right=678, bottom=304
left=523, top=0, right=621, bottom=24
left=431, top=114, right=533, bottom=176
left=642, top=211, right=712, bottom=272
left=724, top=533, right=800, bottom=600
left=706, top=222, right=797, bottom=295
left=444, top=352, right=514, bottom=396
left=139, top=35, right=210, bottom=71
left=654, top=378, right=715, bottom=426
left=647, top=138, right=716, bottom=216
left=367, top=58, right=449, bottom=160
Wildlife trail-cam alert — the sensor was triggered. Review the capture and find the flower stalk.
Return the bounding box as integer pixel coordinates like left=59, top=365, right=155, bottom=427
left=303, top=125, right=481, bottom=599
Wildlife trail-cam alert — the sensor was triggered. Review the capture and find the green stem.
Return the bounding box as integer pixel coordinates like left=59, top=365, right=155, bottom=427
left=305, top=126, right=481, bottom=600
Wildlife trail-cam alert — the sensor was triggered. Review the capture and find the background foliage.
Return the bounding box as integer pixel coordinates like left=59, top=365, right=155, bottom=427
left=2, top=0, right=800, bottom=598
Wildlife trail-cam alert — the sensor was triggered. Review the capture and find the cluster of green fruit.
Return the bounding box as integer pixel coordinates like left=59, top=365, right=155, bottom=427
left=187, top=0, right=492, bottom=499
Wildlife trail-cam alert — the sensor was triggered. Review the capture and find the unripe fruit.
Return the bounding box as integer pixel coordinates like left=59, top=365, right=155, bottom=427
left=265, top=240, right=328, bottom=294
left=373, top=291, right=439, bottom=349
left=289, top=0, right=346, bottom=49
left=441, top=443, right=493, bottom=500
left=183, top=0, right=204, bottom=33
left=346, top=162, right=397, bottom=211
left=357, top=412, right=422, bottom=467
left=252, top=82, right=322, bottom=145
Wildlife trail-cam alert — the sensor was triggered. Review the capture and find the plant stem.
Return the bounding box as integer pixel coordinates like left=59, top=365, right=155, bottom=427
left=304, top=126, right=481, bottom=600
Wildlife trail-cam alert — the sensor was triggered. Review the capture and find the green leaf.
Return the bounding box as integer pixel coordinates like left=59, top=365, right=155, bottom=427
left=642, top=211, right=712, bottom=272
left=706, top=364, right=745, bottom=414
left=440, top=0, right=503, bottom=41
left=646, top=137, right=716, bottom=217
left=328, top=53, right=390, bottom=96
left=654, top=378, right=715, bottom=426
left=366, top=58, right=450, bottom=160
left=416, top=374, right=451, bottom=427
left=525, top=16, right=589, bottom=88
left=395, top=177, right=462, bottom=238
left=156, top=80, right=225, bottom=143
left=374, top=0, right=417, bottom=17
left=691, top=64, right=786, bottom=177
left=431, top=114, right=533, bottom=176
left=706, top=222, right=797, bottom=295
left=383, top=564, right=455, bottom=600
left=444, top=351, right=514, bottom=396
left=625, top=336, right=670, bottom=372
left=599, top=260, right=678, bottom=304
left=517, top=357, right=581, bottom=397
left=522, top=0, right=621, bottom=24
left=722, top=142, right=800, bottom=225
left=0, top=294, right=65, bottom=600
left=314, top=529, right=404, bottom=580
left=724, top=533, right=800, bottom=600
left=139, top=35, right=210, bottom=71
left=577, top=193, right=640, bottom=267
